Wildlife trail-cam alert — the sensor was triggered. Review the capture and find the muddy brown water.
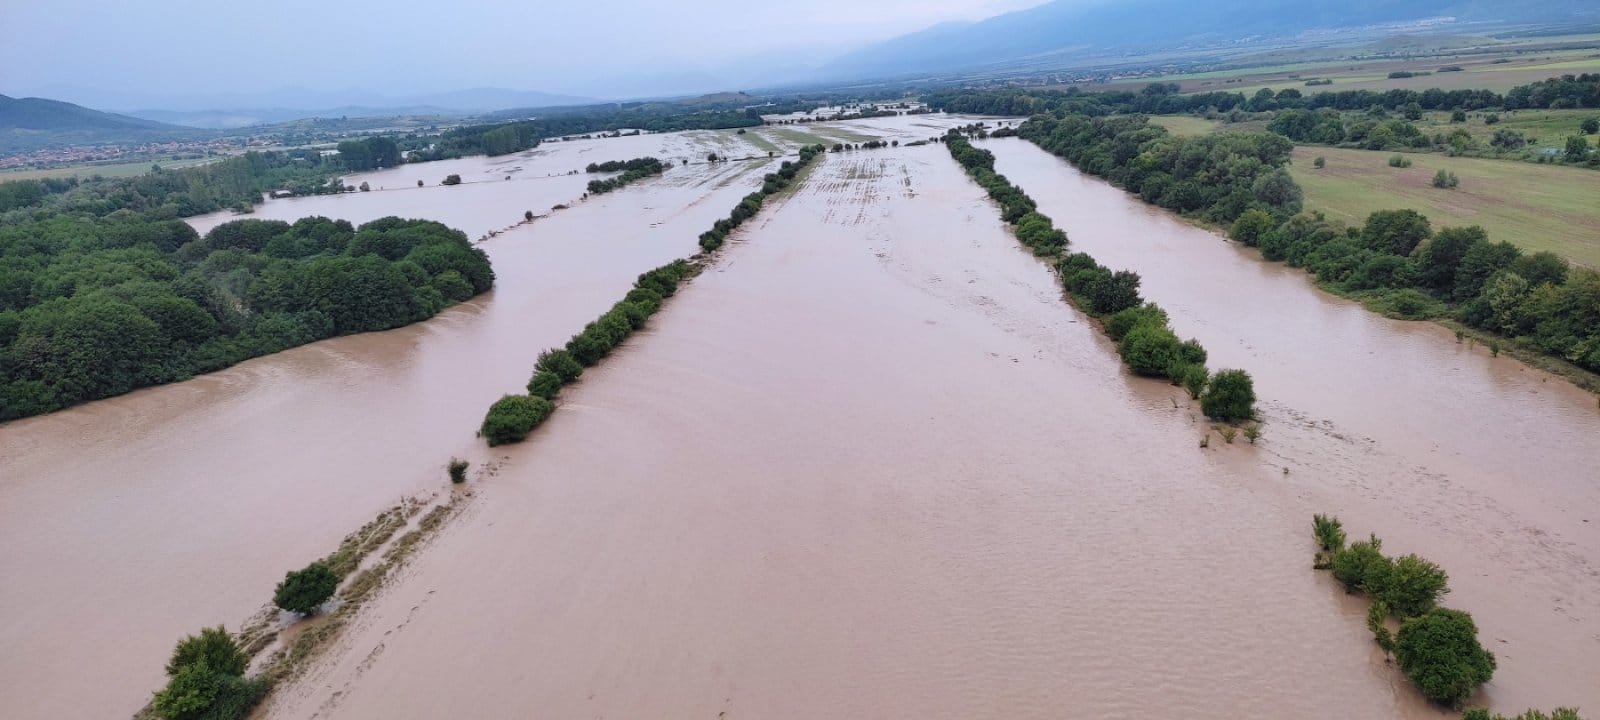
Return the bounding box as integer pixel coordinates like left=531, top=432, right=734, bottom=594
left=259, top=147, right=1440, bottom=719
left=0, top=117, right=990, bottom=719
left=985, top=137, right=1600, bottom=713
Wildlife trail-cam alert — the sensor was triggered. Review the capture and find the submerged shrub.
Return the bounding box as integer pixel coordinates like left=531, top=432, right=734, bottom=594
left=274, top=561, right=338, bottom=615
left=480, top=394, right=554, bottom=446
left=1119, top=323, right=1184, bottom=377
left=1313, top=514, right=1346, bottom=552
left=153, top=662, right=267, bottom=720
left=536, top=348, right=584, bottom=384
left=448, top=457, right=469, bottom=484
left=1331, top=534, right=1389, bottom=592
left=1105, top=303, right=1169, bottom=342
left=1368, top=600, right=1396, bottom=654
left=527, top=371, right=563, bottom=400
left=1395, top=608, right=1496, bottom=706
left=566, top=327, right=613, bottom=366
left=1379, top=554, right=1450, bottom=618
left=166, top=627, right=248, bottom=678
left=1200, top=368, right=1256, bottom=422
left=1182, top=364, right=1209, bottom=399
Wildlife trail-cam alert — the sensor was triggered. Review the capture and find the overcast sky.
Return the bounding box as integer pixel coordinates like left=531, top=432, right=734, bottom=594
left=0, top=0, right=1047, bottom=108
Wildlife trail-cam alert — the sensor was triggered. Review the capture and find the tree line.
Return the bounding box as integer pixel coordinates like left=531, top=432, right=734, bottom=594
left=585, top=157, right=666, bottom=195
left=482, top=144, right=827, bottom=446
left=0, top=214, right=492, bottom=420
left=944, top=130, right=1258, bottom=425
left=1231, top=205, right=1600, bottom=377
left=924, top=72, right=1600, bottom=120
left=1016, top=113, right=1302, bottom=225
left=938, top=90, right=1599, bottom=386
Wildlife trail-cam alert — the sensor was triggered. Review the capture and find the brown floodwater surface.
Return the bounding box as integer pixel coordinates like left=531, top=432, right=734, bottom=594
left=0, top=115, right=994, bottom=720
left=0, top=140, right=779, bottom=720
left=988, top=137, right=1600, bottom=712
left=261, top=146, right=1433, bottom=719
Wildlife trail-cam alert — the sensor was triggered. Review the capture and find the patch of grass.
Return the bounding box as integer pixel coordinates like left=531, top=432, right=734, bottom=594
left=1290, top=146, right=1600, bottom=268
left=1147, top=115, right=1221, bottom=137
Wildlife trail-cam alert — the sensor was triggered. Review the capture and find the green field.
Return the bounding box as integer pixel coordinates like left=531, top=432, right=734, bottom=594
left=1412, top=108, right=1600, bottom=148
left=1147, top=115, right=1222, bottom=136
left=1, top=155, right=218, bottom=181
left=1291, top=146, right=1600, bottom=268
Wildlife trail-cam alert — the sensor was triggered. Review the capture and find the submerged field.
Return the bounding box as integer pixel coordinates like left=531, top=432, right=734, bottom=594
left=1289, top=146, right=1600, bottom=267
left=7, top=114, right=1600, bottom=720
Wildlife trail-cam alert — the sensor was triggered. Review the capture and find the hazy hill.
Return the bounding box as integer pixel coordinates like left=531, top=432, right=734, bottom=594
left=824, top=0, right=1600, bottom=80
left=0, top=93, right=202, bottom=154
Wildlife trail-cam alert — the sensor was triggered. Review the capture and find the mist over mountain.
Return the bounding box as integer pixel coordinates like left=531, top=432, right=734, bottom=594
left=823, top=0, right=1600, bottom=79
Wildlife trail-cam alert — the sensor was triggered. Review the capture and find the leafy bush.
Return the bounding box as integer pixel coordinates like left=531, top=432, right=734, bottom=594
left=442, top=174, right=462, bottom=186
left=448, top=457, right=469, bottom=484
left=166, top=627, right=248, bottom=678
left=1389, top=155, right=1413, bottom=168
left=1395, top=609, right=1496, bottom=705
left=480, top=394, right=554, bottom=446
left=1331, top=534, right=1389, bottom=592
left=535, top=349, right=584, bottom=384
left=274, top=561, right=338, bottom=615
left=1231, top=209, right=1277, bottom=246
left=1201, top=369, right=1256, bottom=422
left=1105, top=303, right=1169, bottom=342
left=1378, top=554, right=1450, bottom=618
left=1119, top=323, right=1184, bottom=377
left=527, top=370, right=563, bottom=400
left=1313, top=514, right=1347, bottom=552
left=1432, top=169, right=1460, bottom=189
left=1181, top=364, right=1209, bottom=399
left=153, top=661, right=268, bottom=720
left=567, top=327, right=614, bottom=366
left=1465, top=707, right=1585, bottom=720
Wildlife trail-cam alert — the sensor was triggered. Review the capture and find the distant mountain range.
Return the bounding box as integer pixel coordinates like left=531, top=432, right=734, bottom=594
left=823, top=0, right=1600, bottom=80
left=10, top=86, right=597, bottom=129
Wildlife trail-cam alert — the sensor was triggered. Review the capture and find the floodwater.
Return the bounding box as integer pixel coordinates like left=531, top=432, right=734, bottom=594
left=988, top=137, right=1600, bottom=713
left=260, top=146, right=1433, bottom=719
left=0, top=115, right=990, bottom=719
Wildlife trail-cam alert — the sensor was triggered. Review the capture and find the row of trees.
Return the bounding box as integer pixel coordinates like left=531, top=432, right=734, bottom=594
left=482, top=145, right=828, bottom=446
left=585, top=157, right=666, bottom=195
left=699, top=144, right=826, bottom=252
left=944, top=131, right=1257, bottom=423
left=1268, top=106, right=1599, bottom=165
left=0, top=215, right=493, bottom=420
left=1230, top=205, right=1600, bottom=374
left=1312, top=515, right=1496, bottom=707
left=1015, top=113, right=1301, bottom=225
left=924, top=73, right=1600, bottom=121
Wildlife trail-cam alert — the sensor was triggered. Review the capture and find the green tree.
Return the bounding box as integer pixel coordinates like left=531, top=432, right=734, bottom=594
left=480, top=395, right=554, bottom=446
left=1564, top=136, right=1591, bottom=163
left=1200, top=369, right=1256, bottom=422
left=273, top=561, right=338, bottom=615
left=166, top=627, right=248, bottom=677
left=1394, top=609, right=1496, bottom=705
left=152, top=661, right=267, bottom=720
left=1414, top=226, right=1487, bottom=292
left=535, top=348, right=584, bottom=383
left=527, top=370, right=563, bottom=400
left=1118, top=323, right=1182, bottom=377
left=1379, top=554, right=1450, bottom=618
left=1331, top=534, right=1389, bottom=592
left=1230, top=209, right=1277, bottom=247
left=1362, top=209, right=1432, bottom=256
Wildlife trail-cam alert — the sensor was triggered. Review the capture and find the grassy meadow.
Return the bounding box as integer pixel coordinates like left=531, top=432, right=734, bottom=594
left=1290, top=146, right=1600, bottom=268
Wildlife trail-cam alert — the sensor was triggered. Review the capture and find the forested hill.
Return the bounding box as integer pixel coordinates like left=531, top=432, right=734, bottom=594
left=1, top=93, right=199, bottom=152
left=824, top=0, right=1600, bottom=80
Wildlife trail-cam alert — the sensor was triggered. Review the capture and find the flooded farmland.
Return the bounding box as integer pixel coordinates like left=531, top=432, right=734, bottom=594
left=260, top=145, right=1428, bottom=719
left=0, top=116, right=986, bottom=720
left=3, top=115, right=1595, bottom=719
left=988, top=137, right=1600, bottom=713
